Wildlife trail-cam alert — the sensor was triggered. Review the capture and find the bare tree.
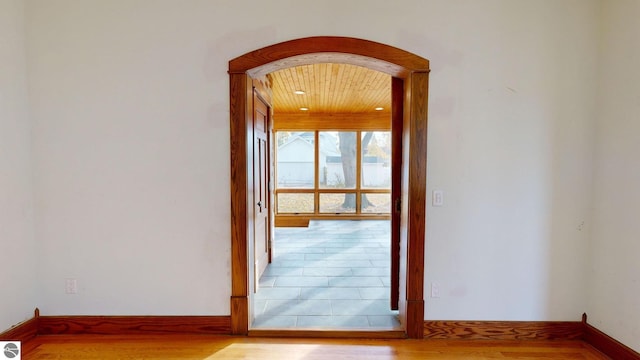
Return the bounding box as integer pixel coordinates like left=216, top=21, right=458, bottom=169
left=338, top=132, right=374, bottom=209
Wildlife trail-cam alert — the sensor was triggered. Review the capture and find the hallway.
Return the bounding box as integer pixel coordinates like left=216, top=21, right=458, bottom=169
left=252, top=220, right=400, bottom=329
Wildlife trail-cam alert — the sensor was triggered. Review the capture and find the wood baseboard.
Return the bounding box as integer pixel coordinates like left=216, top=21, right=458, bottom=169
left=3, top=309, right=637, bottom=360
left=0, top=309, right=39, bottom=342
left=583, top=315, right=640, bottom=360
left=423, top=320, right=583, bottom=340
left=423, top=316, right=640, bottom=359
left=38, top=315, right=231, bottom=336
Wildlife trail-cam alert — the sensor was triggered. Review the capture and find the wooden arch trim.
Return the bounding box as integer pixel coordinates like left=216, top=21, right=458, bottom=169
left=229, top=36, right=429, bottom=77
left=229, top=36, right=429, bottom=338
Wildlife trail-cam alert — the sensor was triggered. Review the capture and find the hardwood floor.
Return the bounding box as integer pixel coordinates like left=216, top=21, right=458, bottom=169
left=23, top=335, right=610, bottom=359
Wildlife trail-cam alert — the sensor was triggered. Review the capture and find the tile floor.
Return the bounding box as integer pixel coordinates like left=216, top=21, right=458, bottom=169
left=252, top=220, right=401, bottom=329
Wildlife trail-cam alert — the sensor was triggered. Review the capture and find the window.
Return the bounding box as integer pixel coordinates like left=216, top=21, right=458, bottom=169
left=276, top=132, right=314, bottom=189
left=275, top=130, right=391, bottom=219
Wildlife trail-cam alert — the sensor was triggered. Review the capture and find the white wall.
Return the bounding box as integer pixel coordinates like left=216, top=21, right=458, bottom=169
left=25, top=0, right=599, bottom=322
left=26, top=0, right=230, bottom=315
left=588, top=0, right=640, bottom=353
left=0, top=0, right=37, bottom=331
left=424, top=1, right=599, bottom=321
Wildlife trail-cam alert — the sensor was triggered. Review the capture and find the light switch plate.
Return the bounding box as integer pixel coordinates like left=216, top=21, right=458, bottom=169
left=432, top=190, right=444, bottom=206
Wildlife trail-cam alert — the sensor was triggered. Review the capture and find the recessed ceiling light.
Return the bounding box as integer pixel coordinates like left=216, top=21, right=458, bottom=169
left=375, top=107, right=384, bottom=111
left=300, top=107, right=309, bottom=111
left=294, top=90, right=306, bottom=95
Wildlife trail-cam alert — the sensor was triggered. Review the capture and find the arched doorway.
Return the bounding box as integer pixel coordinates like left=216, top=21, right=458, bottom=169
left=229, top=37, right=429, bottom=338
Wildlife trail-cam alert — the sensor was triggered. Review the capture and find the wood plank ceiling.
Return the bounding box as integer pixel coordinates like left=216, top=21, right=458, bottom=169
left=268, top=63, right=391, bottom=116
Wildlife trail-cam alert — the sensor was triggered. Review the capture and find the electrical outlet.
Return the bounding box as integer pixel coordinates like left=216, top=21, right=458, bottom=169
left=65, top=279, right=77, bottom=294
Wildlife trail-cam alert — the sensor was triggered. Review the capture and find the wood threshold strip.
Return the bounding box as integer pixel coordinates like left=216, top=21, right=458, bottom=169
left=249, top=329, right=406, bottom=339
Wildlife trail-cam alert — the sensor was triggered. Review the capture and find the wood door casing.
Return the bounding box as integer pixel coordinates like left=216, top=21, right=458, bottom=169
left=253, top=92, right=270, bottom=287
left=230, top=37, right=429, bottom=338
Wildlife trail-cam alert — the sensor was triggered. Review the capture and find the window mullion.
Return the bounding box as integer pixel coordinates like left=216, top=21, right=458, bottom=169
left=356, top=131, right=362, bottom=214
left=314, top=131, right=320, bottom=215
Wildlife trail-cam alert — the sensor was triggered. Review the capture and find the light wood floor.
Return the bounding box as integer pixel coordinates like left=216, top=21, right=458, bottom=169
left=22, top=335, right=610, bottom=359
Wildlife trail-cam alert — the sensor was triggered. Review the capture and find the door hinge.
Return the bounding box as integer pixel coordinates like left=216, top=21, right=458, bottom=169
left=395, top=198, right=401, bottom=213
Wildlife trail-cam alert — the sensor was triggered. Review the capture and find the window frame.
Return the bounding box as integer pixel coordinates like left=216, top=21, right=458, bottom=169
left=274, top=129, right=391, bottom=225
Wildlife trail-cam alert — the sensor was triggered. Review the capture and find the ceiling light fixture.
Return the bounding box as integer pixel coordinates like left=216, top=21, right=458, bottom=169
left=300, top=107, right=309, bottom=111
left=294, top=90, right=306, bottom=95
left=375, top=107, right=384, bottom=111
